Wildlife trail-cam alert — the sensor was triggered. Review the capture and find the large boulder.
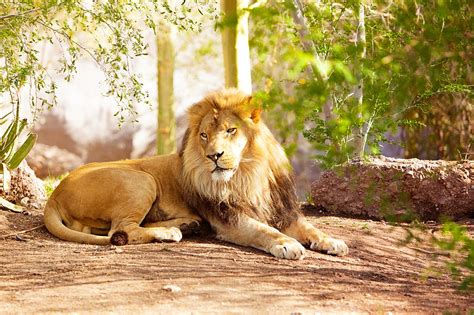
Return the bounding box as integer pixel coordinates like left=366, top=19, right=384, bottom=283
left=311, top=156, right=473, bottom=221
left=0, top=161, right=46, bottom=210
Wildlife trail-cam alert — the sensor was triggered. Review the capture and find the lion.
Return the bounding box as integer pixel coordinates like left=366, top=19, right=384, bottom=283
left=44, top=88, right=348, bottom=259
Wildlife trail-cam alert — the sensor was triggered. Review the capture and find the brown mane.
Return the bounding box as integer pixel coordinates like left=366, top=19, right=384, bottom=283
left=180, top=89, right=301, bottom=230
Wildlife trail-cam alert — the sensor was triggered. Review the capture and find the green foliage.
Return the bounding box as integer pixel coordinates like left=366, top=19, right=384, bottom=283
left=0, top=0, right=218, bottom=124
left=434, top=221, right=474, bottom=291
left=0, top=103, right=37, bottom=173
left=0, top=102, right=36, bottom=212
left=249, top=0, right=472, bottom=292
left=249, top=0, right=472, bottom=168
left=44, top=173, right=68, bottom=198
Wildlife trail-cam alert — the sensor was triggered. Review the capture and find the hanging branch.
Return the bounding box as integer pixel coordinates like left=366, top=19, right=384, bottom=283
left=0, top=8, right=41, bottom=20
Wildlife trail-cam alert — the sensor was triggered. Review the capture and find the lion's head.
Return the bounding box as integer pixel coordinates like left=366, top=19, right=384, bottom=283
left=186, top=89, right=260, bottom=182
left=180, top=89, right=297, bottom=227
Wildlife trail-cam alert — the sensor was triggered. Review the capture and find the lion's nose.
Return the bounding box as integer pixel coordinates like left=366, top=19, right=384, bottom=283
left=207, top=151, right=224, bottom=162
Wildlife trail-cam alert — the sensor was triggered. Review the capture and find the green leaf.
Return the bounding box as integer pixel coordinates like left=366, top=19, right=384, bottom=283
left=0, top=111, right=11, bottom=125
left=4, top=119, right=27, bottom=162
left=0, top=107, right=21, bottom=157
left=0, top=119, right=15, bottom=150
left=0, top=196, right=24, bottom=213
left=7, top=133, right=37, bottom=170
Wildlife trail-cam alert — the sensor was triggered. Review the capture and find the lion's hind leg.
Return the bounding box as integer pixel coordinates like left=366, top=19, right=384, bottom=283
left=69, top=220, right=92, bottom=234
left=283, top=217, right=349, bottom=256
left=70, top=220, right=110, bottom=236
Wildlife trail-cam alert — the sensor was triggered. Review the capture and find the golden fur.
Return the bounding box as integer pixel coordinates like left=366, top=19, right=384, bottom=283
left=179, top=89, right=348, bottom=259
left=44, top=155, right=200, bottom=245
left=44, top=88, right=348, bottom=259
left=181, top=91, right=286, bottom=223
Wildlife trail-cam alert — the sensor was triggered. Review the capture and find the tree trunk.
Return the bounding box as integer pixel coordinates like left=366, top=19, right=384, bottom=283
left=157, top=22, right=176, bottom=155
left=220, top=0, right=252, bottom=94
left=352, top=2, right=367, bottom=157
left=290, top=0, right=334, bottom=122
left=311, top=157, right=474, bottom=221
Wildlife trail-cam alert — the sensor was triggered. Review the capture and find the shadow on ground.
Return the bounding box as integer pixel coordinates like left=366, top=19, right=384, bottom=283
left=0, top=208, right=472, bottom=313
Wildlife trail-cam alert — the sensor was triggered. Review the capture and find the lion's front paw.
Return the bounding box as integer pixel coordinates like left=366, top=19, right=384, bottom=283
left=311, top=237, right=348, bottom=256
left=154, top=227, right=182, bottom=242
left=270, top=239, right=305, bottom=260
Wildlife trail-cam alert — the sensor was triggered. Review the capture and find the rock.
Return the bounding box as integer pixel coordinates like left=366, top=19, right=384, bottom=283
left=311, top=156, right=474, bottom=221
left=162, top=284, right=182, bottom=293
left=0, top=161, right=46, bottom=210
left=26, top=143, right=83, bottom=178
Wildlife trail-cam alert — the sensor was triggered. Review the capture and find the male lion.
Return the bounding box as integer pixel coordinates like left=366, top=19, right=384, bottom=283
left=44, top=89, right=348, bottom=259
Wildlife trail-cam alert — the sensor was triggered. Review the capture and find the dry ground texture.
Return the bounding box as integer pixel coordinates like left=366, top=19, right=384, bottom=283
left=0, top=207, right=472, bottom=314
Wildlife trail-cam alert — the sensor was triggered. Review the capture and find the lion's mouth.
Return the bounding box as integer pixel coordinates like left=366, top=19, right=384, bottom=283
left=212, top=166, right=236, bottom=173
left=211, top=165, right=236, bottom=182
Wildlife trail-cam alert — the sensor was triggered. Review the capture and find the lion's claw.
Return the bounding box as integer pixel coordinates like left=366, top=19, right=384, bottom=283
left=270, top=240, right=305, bottom=260
left=311, top=237, right=349, bottom=256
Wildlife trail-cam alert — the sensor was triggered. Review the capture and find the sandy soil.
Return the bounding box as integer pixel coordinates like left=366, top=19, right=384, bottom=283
left=0, top=207, right=472, bottom=314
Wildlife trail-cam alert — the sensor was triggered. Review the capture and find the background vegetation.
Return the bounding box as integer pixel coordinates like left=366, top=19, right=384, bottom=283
left=249, top=0, right=472, bottom=167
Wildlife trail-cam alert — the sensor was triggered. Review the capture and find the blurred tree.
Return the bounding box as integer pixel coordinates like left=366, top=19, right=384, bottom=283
left=249, top=0, right=472, bottom=167
left=157, top=21, right=176, bottom=155
left=220, top=0, right=252, bottom=93
left=402, top=93, right=473, bottom=160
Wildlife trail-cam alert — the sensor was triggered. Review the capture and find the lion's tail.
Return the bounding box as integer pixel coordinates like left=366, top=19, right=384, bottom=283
left=44, top=200, right=111, bottom=245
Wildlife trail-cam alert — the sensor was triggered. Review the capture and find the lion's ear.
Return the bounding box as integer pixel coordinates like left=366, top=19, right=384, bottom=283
left=250, top=108, right=262, bottom=123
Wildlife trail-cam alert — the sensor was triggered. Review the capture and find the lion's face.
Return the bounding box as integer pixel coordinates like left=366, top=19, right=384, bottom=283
left=182, top=89, right=293, bottom=207
left=182, top=89, right=296, bottom=224
left=198, top=110, right=249, bottom=182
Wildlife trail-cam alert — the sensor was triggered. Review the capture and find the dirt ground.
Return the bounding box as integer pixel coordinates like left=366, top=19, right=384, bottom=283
left=0, top=207, right=472, bottom=314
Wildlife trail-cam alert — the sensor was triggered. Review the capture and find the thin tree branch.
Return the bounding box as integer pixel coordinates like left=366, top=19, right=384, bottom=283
left=0, top=8, right=41, bottom=20
left=35, top=19, right=102, bottom=67
left=0, top=224, right=45, bottom=239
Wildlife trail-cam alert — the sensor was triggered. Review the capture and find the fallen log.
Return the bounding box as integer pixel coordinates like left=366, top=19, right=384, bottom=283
left=311, top=156, right=473, bottom=221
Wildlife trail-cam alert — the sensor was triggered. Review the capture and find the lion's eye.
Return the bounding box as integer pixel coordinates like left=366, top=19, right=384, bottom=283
left=227, top=128, right=237, bottom=135
left=200, top=132, right=208, bottom=141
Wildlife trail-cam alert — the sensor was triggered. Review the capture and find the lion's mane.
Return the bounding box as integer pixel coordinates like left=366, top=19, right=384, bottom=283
left=180, top=89, right=301, bottom=229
